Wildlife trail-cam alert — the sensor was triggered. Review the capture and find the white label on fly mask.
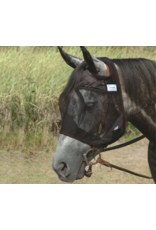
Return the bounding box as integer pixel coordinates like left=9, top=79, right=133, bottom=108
left=114, top=126, right=119, bottom=131
left=107, top=84, right=117, bottom=92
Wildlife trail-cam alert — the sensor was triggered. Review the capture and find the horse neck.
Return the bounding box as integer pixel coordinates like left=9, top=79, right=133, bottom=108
left=117, top=65, right=156, bottom=142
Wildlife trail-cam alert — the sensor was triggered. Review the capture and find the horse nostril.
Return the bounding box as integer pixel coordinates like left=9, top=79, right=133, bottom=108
left=60, top=162, right=67, bottom=172
left=53, top=162, right=70, bottom=178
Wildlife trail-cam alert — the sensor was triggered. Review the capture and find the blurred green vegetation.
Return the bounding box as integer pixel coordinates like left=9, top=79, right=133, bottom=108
left=0, top=46, right=155, bottom=150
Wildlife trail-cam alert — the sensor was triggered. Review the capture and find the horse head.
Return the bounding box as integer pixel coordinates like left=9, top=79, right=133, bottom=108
left=52, top=47, right=125, bottom=182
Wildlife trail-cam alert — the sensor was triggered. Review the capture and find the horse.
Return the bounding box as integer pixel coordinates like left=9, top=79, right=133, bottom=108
left=52, top=46, right=156, bottom=183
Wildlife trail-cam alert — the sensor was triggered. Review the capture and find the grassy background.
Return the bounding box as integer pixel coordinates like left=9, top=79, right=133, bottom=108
left=0, top=46, right=156, bottom=151
left=0, top=46, right=155, bottom=184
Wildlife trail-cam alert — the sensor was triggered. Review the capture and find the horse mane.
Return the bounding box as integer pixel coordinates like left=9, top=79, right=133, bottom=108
left=112, top=58, right=156, bottom=105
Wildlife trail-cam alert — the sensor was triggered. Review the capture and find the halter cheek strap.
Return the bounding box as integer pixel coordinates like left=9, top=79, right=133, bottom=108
left=92, top=64, right=125, bottom=153
left=107, top=64, right=127, bottom=126
left=97, top=64, right=121, bottom=138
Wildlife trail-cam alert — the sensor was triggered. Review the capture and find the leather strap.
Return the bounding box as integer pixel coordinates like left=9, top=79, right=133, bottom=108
left=112, top=95, right=121, bottom=115
left=106, top=64, right=110, bottom=76
left=97, top=158, right=153, bottom=179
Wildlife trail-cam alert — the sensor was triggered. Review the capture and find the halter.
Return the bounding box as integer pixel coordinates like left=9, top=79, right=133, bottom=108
left=82, top=63, right=152, bottom=179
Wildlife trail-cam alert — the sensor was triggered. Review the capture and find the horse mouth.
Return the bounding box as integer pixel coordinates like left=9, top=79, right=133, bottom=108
left=75, top=161, right=86, bottom=180
left=75, top=149, right=100, bottom=180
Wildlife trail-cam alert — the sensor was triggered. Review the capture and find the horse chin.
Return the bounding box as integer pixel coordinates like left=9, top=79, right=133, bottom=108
left=58, top=175, right=77, bottom=183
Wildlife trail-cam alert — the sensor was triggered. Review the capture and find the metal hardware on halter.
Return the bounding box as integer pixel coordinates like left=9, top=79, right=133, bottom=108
left=83, top=148, right=97, bottom=165
left=83, top=153, right=89, bottom=165
left=85, top=164, right=92, bottom=177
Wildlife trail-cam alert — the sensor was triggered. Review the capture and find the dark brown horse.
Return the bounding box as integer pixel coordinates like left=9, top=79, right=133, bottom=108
left=52, top=46, right=156, bottom=183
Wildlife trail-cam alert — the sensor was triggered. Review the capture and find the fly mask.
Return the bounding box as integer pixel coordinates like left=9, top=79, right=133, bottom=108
left=60, top=57, right=126, bottom=149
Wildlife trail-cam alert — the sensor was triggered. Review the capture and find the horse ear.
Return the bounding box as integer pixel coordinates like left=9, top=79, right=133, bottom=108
left=58, top=47, right=83, bottom=68
left=80, top=46, right=107, bottom=75
left=80, top=46, right=97, bottom=73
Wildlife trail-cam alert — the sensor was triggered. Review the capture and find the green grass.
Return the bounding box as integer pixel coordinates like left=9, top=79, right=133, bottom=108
left=0, top=46, right=156, bottom=150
